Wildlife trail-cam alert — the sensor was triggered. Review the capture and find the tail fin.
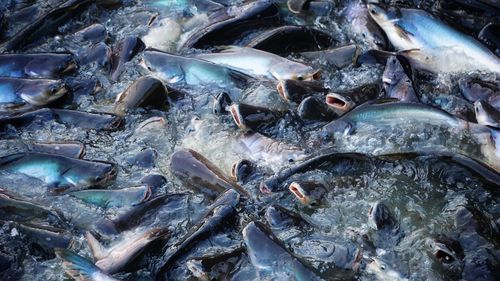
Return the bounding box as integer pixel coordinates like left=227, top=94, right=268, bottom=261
left=85, top=232, right=108, bottom=260
left=54, top=248, right=100, bottom=280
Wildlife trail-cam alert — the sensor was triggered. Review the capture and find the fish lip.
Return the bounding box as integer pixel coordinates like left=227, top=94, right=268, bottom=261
left=61, top=59, right=78, bottom=74
left=276, top=80, right=289, bottom=101
left=259, top=181, right=272, bottom=194
left=230, top=161, right=238, bottom=180
left=311, top=70, right=321, bottom=80
left=325, top=93, right=351, bottom=113
left=229, top=104, right=245, bottom=129
left=288, top=182, right=309, bottom=205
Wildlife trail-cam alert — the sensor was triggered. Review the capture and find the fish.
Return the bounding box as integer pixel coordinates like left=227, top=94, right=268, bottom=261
left=2, top=0, right=96, bottom=51
left=345, top=1, right=387, bottom=50
left=229, top=103, right=282, bottom=133
left=325, top=84, right=381, bottom=115
left=170, top=149, right=249, bottom=198
left=0, top=152, right=117, bottom=194
left=0, top=78, right=68, bottom=114
left=0, top=53, right=77, bottom=78
left=213, top=92, right=232, bottom=115
left=323, top=101, right=500, bottom=172
left=277, top=79, right=329, bottom=103
left=182, top=0, right=281, bottom=49
left=71, top=185, right=152, bottom=208
left=54, top=249, right=121, bottom=281
left=382, top=56, right=418, bottom=102
left=243, top=221, right=320, bottom=280
left=194, top=46, right=320, bottom=81
left=0, top=188, right=65, bottom=223
left=114, top=76, right=168, bottom=116
left=10, top=221, right=73, bottom=254
left=300, top=45, right=360, bottom=70
left=154, top=199, right=239, bottom=279
left=247, top=25, right=335, bottom=55
left=140, top=174, right=167, bottom=190
left=474, top=100, right=500, bottom=127
left=297, top=96, right=337, bottom=121
left=186, top=246, right=245, bottom=281
left=85, top=228, right=169, bottom=274
left=230, top=159, right=253, bottom=183
left=478, top=22, right=500, bottom=56
left=459, top=77, right=500, bottom=110
left=51, top=109, right=123, bottom=131
left=287, top=0, right=312, bottom=14
left=110, top=36, right=145, bottom=81
left=368, top=4, right=500, bottom=73
left=265, top=204, right=310, bottom=230
left=289, top=181, right=327, bottom=206
left=29, top=141, right=85, bottom=159
left=237, top=132, right=307, bottom=170
left=365, top=257, right=409, bottom=281
left=74, top=23, right=108, bottom=44
left=368, top=202, right=397, bottom=231
left=425, top=235, right=464, bottom=274
left=95, top=193, right=188, bottom=235
left=142, top=49, right=252, bottom=88
left=76, top=42, right=112, bottom=67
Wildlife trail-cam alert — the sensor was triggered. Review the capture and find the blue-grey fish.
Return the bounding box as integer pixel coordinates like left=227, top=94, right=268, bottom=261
left=55, top=249, right=121, bottom=281
left=0, top=53, right=76, bottom=78
left=474, top=100, right=500, bottom=128
left=193, top=46, right=320, bottom=81
left=368, top=4, right=500, bottom=73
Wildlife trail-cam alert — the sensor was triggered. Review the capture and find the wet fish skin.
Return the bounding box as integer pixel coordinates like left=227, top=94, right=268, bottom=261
left=289, top=181, right=327, bottom=206
left=425, top=235, right=464, bottom=275
left=277, top=79, right=329, bottom=103
left=74, top=23, right=108, bottom=44
left=247, top=25, right=335, bottom=55
left=0, top=152, right=117, bottom=194
left=110, top=36, right=145, bottom=81
left=297, top=96, right=337, bottom=122
left=95, top=193, right=188, bottom=235
left=170, top=149, right=249, bottom=198
left=0, top=53, right=77, bottom=78
left=382, top=56, right=418, bottom=102
left=0, top=188, right=65, bottom=223
left=368, top=202, right=396, bottom=231
left=478, top=22, right=500, bottom=56
left=194, top=46, right=320, bottom=81
left=71, top=185, right=152, bottom=208
left=51, top=109, right=123, bottom=131
left=55, top=249, right=121, bottom=281
left=229, top=103, right=282, bottom=133
left=368, top=4, right=500, bottom=73
left=300, top=45, right=359, bottom=69
left=0, top=78, right=68, bottom=113
left=86, top=228, right=169, bottom=274
left=230, top=159, right=253, bottom=183
left=29, top=141, right=85, bottom=159
left=474, top=100, right=500, bottom=127
left=243, top=221, right=320, bottom=280
left=365, top=257, right=409, bottom=281
left=325, top=83, right=381, bottom=116
left=459, top=77, right=500, bottom=110
left=186, top=246, right=245, bottom=281
left=154, top=203, right=238, bottom=279
left=182, top=0, right=281, bottom=49
left=114, top=76, right=168, bottom=116
left=2, top=0, right=96, bottom=51
left=287, top=0, right=312, bottom=14
left=265, top=204, right=310, bottom=229
left=142, top=49, right=251, bottom=88
left=10, top=221, right=73, bottom=254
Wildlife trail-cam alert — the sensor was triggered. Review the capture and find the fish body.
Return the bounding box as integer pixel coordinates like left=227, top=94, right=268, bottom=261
left=0, top=78, right=68, bottom=113
left=170, top=149, right=249, bottom=198
left=55, top=249, right=121, bottom=281
left=142, top=49, right=251, bottom=88
left=71, top=185, right=151, bottom=208
left=243, top=221, right=319, bottom=280
left=194, top=46, right=319, bottom=81
left=474, top=100, right=500, bottom=127
left=86, top=228, right=169, bottom=274
left=0, top=53, right=76, bottom=78
left=0, top=153, right=116, bottom=194
left=368, top=4, right=500, bottom=73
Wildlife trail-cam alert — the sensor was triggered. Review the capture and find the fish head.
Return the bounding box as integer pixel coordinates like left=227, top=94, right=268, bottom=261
left=367, top=4, right=396, bottom=27
left=91, top=162, right=117, bottom=186
left=325, top=93, right=355, bottom=115
left=270, top=62, right=320, bottom=81
left=322, top=119, right=355, bottom=140
left=19, top=79, right=69, bottom=106
left=142, top=50, right=184, bottom=83
left=368, top=202, right=394, bottom=230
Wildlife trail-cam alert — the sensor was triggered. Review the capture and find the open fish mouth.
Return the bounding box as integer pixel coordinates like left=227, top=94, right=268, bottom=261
left=276, top=80, right=289, bottom=101
left=229, top=104, right=246, bottom=129
left=326, top=93, right=353, bottom=113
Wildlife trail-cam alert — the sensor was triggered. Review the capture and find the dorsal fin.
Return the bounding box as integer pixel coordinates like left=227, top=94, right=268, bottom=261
left=85, top=231, right=108, bottom=260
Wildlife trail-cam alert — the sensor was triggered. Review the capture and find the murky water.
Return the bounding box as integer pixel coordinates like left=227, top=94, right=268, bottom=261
left=0, top=0, right=499, bottom=280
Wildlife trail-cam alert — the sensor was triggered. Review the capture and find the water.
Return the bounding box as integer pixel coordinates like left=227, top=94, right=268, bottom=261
left=0, top=0, right=499, bottom=280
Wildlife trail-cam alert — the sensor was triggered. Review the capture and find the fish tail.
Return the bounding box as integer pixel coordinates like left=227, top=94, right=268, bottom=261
left=85, top=231, right=108, bottom=260
left=54, top=248, right=99, bottom=280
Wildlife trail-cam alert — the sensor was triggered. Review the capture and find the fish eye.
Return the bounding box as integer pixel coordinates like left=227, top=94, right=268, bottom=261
left=297, top=76, right=304, bottom=81
left=147, top=66, right=152, bottom=71
left=95, top=175, right=104, bottom=182
left=380, top=264, right=386, bottom=270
